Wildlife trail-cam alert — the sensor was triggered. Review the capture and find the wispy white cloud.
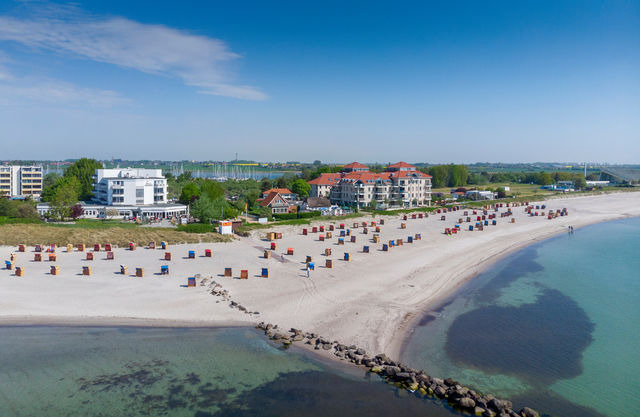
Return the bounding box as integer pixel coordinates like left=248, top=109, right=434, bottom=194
left=0, top=79, right=129, bottom=107
left=0, top=5, right=266, bottom=100
left=0, top=50, right=12, bottom=81
left=0, top=69, right=10, bottom=81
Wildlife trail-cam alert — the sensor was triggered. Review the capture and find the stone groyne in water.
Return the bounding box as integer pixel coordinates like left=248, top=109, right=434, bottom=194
left=255, top=321, right=541, bottom=417
left=205, top=277, right=541, bottom=417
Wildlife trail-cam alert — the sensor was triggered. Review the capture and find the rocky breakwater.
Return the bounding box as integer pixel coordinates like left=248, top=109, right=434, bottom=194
left=256, top=322, right=540, bottom=417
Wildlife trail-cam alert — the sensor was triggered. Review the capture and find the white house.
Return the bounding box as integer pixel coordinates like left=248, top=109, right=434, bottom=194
left=465, top=190, right=495, bottom=200
left=586, top=180, right=610, bottom=187
left=92, top=168, right=167, bottom=206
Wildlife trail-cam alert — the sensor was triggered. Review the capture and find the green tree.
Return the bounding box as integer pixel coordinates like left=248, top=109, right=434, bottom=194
left=199, top=179, right=225, bottom=200
left=223, top=179, right=260, bottom=199
left=553, top=172, right=573, bottom=182
left=245, top=190, right=260, bottom=209
left=43, top=172, right=61, bottom=189
left=275, top=173, right=296, bottom=190
left=16, top=201, right=39, bottom=219
left=41, top=175, right=65, bottom=202
left=427, top=165, right=450, bottom=188
left=0, top=198, right=18, bottom=217
left=259, top=178, right=273, bottom=192
left=291, top=179, right=311, bottom=198
left=190, top=194, right=217, bottom=223
left=573, top=176, right=586, bottom=189
left=467, top=173, right=489, bottom=185
left=63, top=158, right=103, bottom=200
left=210, top=196, right=238, bottom=220
left=50, top=178, right=79, bottom=220
left=448, top=165, right=468, bottom=187
left=537, top=171, right=553, bottom=185
left=166, top=176, right=181, bottom=200
left=179, top=183, right=201, bottom=204
left=177, top=171, right=193, bottom=183
left=258, top=205, right=273, bottom=220
left=190, top=195, right=238, bottom=223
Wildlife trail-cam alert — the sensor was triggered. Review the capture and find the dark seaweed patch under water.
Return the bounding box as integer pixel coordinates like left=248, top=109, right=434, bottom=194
left=511, top=389, right=607, bottom=417
left=476, top=246, right=544, bottom=303
left=210, top=370, right=457, bottom=417
left=75, top=360, right=236, bottom=416
left=445, top=288, right=594, bottom=386
left=71, top=358, right=462, bottom=417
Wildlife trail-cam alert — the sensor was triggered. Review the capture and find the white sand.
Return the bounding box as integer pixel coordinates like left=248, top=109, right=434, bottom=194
left=1, top=192, right=639, bottom=359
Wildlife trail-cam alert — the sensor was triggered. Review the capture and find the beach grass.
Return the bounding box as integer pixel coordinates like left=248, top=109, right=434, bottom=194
left=0, top=222, right=232, bottom=247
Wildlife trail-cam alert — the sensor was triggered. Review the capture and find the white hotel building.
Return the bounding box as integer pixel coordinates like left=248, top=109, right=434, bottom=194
left=37, top=168, right=187, bottom=220
left=93, top=168, right=168, bottom=205
left=0, top=165, right=43, bottom=198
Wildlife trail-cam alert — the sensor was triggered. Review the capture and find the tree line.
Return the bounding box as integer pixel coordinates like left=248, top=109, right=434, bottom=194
left=418, top=164, right=587, bottom=189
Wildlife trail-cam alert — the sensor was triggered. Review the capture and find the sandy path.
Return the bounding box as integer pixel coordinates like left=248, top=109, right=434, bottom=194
left=1, top=192, right=639, bottom=360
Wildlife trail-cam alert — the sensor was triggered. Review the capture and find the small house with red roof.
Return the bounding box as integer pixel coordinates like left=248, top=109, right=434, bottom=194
left=259, top=191, right=291, bottom=214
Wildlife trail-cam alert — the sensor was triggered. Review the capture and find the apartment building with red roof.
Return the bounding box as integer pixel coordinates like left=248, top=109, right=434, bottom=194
left=309, top=162, right=432, bottom=208
left=308, top=173, right=341, bottom=197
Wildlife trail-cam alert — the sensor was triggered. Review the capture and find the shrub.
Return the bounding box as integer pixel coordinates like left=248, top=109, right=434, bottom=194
left=273, top=211, right=321, bottom=221
left=177, top=223, right=215, bottom=233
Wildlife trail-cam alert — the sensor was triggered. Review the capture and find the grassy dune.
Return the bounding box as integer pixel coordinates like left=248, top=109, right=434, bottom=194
left=0, top=223, right=232, bottom=247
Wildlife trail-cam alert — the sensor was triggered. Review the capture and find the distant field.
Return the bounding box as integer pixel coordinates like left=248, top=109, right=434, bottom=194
left=431, top=182, right=556, bottom=197
left=432, top=183, right=636, bottom=202
left=0, top=221, right=232, bottom=247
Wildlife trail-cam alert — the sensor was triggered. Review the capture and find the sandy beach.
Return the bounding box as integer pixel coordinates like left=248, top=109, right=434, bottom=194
left=1, top=192, right=639, bottom=360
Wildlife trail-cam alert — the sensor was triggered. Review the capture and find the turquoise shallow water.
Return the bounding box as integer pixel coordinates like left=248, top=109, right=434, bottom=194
left=0, top=326, right=461, bottom=417
left=403, top=217, right=640, bottom=417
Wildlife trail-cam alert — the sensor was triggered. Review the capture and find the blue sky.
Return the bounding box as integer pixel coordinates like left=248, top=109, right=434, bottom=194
left=0, top=0, right=638, bottom=163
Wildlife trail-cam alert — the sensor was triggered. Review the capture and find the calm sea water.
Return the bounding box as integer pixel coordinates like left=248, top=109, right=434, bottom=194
left=403, top=217, right=640, bottom=417
left=0, top=326, right=461, bottom=417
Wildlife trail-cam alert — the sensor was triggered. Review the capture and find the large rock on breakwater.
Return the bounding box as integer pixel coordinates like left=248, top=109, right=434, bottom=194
left=255, top=322, right=539, bottom=417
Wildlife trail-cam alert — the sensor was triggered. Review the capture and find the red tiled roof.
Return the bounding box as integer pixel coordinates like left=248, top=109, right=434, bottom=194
left=308, top=173, right=341, bottom=185
left=263, top=188, right=293, bottom=195
left=260, top=191, right=288, bottom=207
left=342, top=162, right=369, bottom=169
left=309, top=167, right=432, bottom=186
left=388, top=170, right=432, bottom=178
left=388, top=161, right=416, bottom=169
left=342, top=172, right=388, bottom=181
